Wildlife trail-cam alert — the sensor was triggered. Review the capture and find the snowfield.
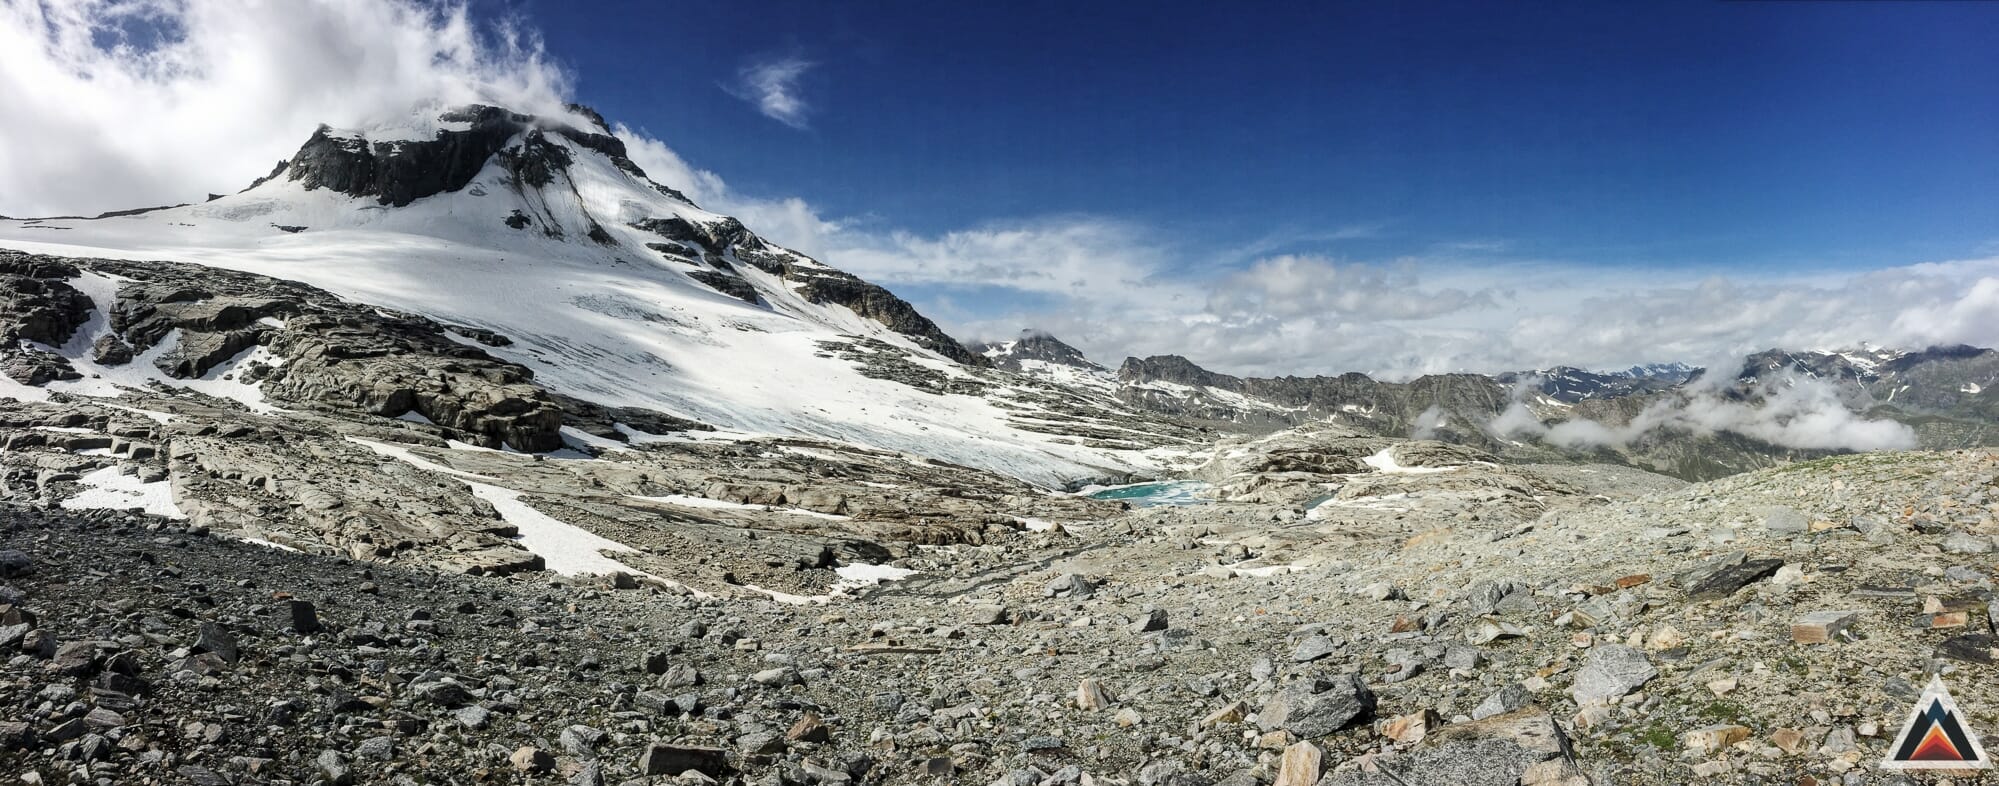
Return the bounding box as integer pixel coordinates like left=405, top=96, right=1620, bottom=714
left=0, top=109, right=1159, bottom=488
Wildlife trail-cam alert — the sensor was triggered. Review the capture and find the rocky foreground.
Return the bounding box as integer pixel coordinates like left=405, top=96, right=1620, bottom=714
left=1, top=437, right=1996, bottom=785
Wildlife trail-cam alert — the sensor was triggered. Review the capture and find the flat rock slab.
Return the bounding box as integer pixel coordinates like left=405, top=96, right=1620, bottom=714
left=1790, top=610, right=1862, bottom=644
left=1683, top=553, right=1785, bottom=600
left=1569, top=644, right=1656, bottom=706
left=1937, top=633, right=1999, bottom=665
left=638, top=744, right=727, bottom=777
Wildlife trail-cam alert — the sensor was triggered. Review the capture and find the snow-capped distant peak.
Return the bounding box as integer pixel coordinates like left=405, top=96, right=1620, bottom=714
left=969, top=330, right=1104, bottom=373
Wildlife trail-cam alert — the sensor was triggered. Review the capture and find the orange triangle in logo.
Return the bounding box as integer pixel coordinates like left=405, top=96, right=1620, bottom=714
left=1910, top=725, right=1966, bottom=761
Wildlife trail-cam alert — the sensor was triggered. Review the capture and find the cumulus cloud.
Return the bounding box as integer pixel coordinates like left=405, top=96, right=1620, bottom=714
left=0, top=0, right=575, bottom=217
left=1208, top=255, right=1496, bottom=322
left=1487, top=375, right=1919, bottom=453
left=729, top=56, right=813, bottom=129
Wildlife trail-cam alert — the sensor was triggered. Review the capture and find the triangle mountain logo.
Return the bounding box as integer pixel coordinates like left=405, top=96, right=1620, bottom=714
left=1882, top=676, right=1991, bottom=770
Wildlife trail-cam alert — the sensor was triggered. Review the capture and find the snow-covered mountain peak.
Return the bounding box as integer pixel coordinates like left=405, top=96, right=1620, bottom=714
left=0, top=102, right=1168, bottom=486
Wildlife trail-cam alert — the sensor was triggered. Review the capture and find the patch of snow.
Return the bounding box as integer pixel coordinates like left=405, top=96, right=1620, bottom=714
left=742, top=562, right=918, bottom=605
left=32, top=426, right=96, bottom=434
left=1230, top=564, right=1308, bottom=577
left=60, top=465, right=184, bottom=518
left=349, top=436, right=690, bottom=584
left=1837, top=351, right=1880, bottom=372
left=466, top=482, right=647, bottom=577
left=626, top=494, right=850, bottom=521
left=396, top=410, right=436, bottom=425
left=348, top=437, right=494, bottom=480
left=1361, top=447, right=1456, bottom=475
left=0, top=372, right=51, bottom=403
left=240, top=537, right=300, bottom=552
left=833, top=562, right=918, bottom=592
left=1305, top=492, right=1414, bottom=519
left=559, top=426, right=628, bottom=453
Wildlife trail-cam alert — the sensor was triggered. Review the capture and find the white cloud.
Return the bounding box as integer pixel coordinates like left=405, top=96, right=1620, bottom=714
left=1207, top=255, right=1496, bottom=321
left=942, top=254, right=1999, bottom=381
left=1487, top=375, right=1918, bottom=453
left=729, top=56, right=813, bottom=129
left=0, top=0, right=576, bottom=218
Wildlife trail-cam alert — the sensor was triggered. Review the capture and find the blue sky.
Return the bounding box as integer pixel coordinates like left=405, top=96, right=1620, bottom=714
left=6, top=0, right=1997, bottom=377
left=533, top=0, right=1999, bottom=275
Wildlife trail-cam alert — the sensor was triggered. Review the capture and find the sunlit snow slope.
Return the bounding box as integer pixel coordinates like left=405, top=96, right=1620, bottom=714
left=0, top=104, right=1146, bottom=486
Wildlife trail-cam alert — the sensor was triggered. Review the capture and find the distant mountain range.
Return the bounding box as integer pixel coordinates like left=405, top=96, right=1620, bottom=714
left=975, top=331, right=1998, bottom=480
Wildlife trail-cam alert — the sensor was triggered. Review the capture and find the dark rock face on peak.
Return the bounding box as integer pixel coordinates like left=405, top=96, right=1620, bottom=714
left=564, top=102, right=613, bottom=133
left=279, top=104, right=694, bottom=208
left=632, top=216, right=981, bottom=366
left=970, top=331, right=1104, bottom=373
left=286, top=106, right=526, bottom=207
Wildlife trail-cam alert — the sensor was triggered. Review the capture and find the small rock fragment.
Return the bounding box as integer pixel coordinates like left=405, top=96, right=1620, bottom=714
left=1682, top=724, right=1750, bottom=755
left=1077, top=678, right=1113, bottom=711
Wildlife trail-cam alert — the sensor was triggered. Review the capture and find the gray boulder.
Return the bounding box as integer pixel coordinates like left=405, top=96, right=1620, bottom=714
left=1258, top=674, right=1374, bottom=738
left=1569, top=644, right=1656, bottom=706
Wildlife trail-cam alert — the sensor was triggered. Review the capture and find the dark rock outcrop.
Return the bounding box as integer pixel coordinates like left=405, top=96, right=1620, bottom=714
left=281, top=104, right=693, bottom=208
left=632, top=216, right=982, bottom=366
left=72, top=256, right=569, bottom=452
left=0, top=254, right=92, bottom=384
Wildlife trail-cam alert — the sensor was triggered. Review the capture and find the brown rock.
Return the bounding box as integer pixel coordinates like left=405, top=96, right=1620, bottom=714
left=1273, top=741, right=1324, bottom=786
left=1791, top=610, right=1861, bottom=644
left=1682, top=724, right=1750, bottom=755
left=509, top=747, right=554, bottom=773
left=1383, top=709, right=1441, bottom=744
left=1201, top=700, right=1248, bottom=727
left=1932, top=611, right=1970, bottom=629
left=1770, top=727, right=1807, bottom=755
left=786, top=713, right=830, bottom=743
